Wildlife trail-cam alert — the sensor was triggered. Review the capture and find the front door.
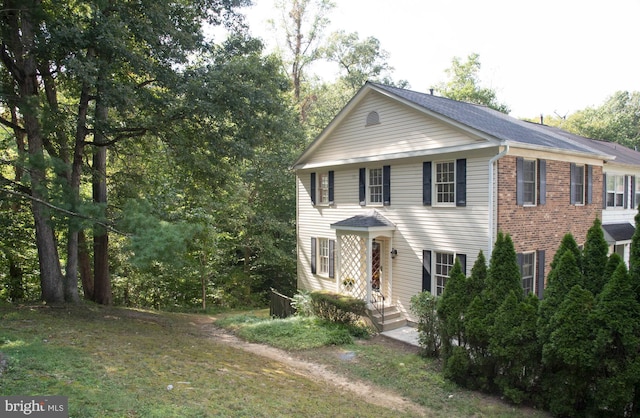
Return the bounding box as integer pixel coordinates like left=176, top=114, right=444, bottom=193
left=372, top=241, right=381, bottom=291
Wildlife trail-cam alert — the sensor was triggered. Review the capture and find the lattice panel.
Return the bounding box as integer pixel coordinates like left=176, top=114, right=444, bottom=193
left=338, top=234, right=367, bottom=299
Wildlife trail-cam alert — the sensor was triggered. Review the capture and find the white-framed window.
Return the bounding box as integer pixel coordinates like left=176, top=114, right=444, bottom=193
left=318, top=238, right=330, bottom=276
left=435, top=252, right=455, bottom=296
left=368, top=167, right=383, bottom=204
left=318, top=173, right=329, bottom=205
left=635, top=176, right=640, bottom=209
left=435, top=161, right=455, bottom=205
left=572, top=164, right=585, bottom=205
left=522, top=159, right=537, bottom=205
left=607, top=175, right=625, bottom=208
left=520, top=252, right=536, bottom=296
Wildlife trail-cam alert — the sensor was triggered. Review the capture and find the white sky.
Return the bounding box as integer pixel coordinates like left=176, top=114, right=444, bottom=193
left=240, top=0, right=640, bottom=118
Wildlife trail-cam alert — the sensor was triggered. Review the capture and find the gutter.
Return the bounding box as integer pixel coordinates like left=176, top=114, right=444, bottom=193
left=488, top=143, right=509, bottom=260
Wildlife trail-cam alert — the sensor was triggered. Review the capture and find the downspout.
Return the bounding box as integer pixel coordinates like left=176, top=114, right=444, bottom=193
left=488, top=143, right=509, bottom=260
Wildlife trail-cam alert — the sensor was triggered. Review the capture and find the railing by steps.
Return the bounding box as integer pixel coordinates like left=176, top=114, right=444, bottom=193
left=370, top=289, right=385, bottom=330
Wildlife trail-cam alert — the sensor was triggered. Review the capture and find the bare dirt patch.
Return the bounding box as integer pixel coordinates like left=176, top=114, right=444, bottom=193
left=194, top=317, right=430, bottom=417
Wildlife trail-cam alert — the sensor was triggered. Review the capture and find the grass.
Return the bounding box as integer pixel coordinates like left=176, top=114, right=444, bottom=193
left=0, top=304, right=549, bottom=417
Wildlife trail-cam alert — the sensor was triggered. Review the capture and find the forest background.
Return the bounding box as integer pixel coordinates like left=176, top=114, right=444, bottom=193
left=1, top=0, right=639, bottom=309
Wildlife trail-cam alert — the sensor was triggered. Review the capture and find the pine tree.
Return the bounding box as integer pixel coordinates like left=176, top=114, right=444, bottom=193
left=629, top=207, right=640, bottom=301
left=438, top=258, right=467, bottom=355
left=463, top=232, right=522, bottom=392
left=541, top=285, right=596, bottom=416
left=592, top=262, right=640, bottom=416
left=490, top=291, right=540, bottom=404
left=537, top=250, right=582, bottom=352
left=603, top=252, right=623, bottom=281
left=467, top=250, right=487, bottom=298
left=582, top=217, right=609, bottom=295
left=550, top=233, right=582, bottom=271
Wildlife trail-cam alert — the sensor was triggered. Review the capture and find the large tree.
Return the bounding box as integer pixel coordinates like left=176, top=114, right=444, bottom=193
left=0, top=0, right=298, bottom=305
left=433, top=53, right=510, bottom=114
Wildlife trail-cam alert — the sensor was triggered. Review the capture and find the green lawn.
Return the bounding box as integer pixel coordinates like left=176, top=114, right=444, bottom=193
left=0, top=303, right=548, bottom=417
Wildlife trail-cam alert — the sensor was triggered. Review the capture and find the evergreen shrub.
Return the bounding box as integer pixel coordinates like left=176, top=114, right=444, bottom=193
left=309, top=291, right=365, bottom=324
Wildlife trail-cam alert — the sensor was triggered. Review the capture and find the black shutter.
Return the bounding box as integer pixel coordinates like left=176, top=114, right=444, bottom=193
left=456, top=159, right=466, bottom=207
left=625, top=175, right=630, bottom=208
left=328, top=239, right=335, bottom=278
left=537, top=250, right=545, bottom=299
left=310, top=172, right=316, bottom=205
left=328, top=170, right=335, bottom=205
left=310, top=238, right=317, bottom=274
left=517, top=253, right=524, bottom=275
left=383, top=165, right=391, bottom=206
left=516, top=157, right=524, bottom=205
left=359, top=168, right=366, bottom=205
left=632, top=176, right=636, bottom=210
left=423, top=162, right=432, bottom=206
left=570, top=163, right=576, bottom=204
left=587, top=165, right=593, bottom=204
left=539, top=159, right=546, bottom=205
left=422, top=250, right=432, bottom=292
left=456, top=253, right=467, bottom=275
left=603, top=173, right=607, bottom=209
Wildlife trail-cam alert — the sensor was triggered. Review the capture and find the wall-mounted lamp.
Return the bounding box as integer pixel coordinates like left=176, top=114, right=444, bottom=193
left=390, top=248, right=398, bottom=259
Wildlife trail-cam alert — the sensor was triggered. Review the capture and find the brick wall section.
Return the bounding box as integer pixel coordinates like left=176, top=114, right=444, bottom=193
left=497, top=156, right=603, bottom=283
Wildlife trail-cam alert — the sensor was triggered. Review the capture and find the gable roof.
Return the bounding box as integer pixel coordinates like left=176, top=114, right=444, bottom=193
left=294, top=82, right=616, bottom=169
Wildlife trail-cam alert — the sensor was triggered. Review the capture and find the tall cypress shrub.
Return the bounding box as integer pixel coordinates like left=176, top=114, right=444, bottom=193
left=582, top=217, right=609, bottom=296
left=629, top=207, right=640, bottom=301
left=592, top=262, right=640, bottom=416
left=541, top=285, right=596, bottom=416
left=438, top=258, right=468, bottom=355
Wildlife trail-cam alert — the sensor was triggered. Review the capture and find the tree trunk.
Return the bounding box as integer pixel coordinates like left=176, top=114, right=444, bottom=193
left=78, top=230, right=94, bottom=300
left=15, top=2, right=65, bottom=303
left=92, top=96, right=111, bottom=305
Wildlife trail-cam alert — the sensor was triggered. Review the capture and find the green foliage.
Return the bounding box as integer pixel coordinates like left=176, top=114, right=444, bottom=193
left=550, top=233, right=582, bottom=271
left=591, top=263, right=640, bottom=416
left=630, top=207, right=640, bottom=300
left=541, top=285, right=596, bottom=416
left=582, top=217, right=609, bottom=295
left=309, top=291, right=366, bottom=324
left=291, top=290, right=314, bottom=316
left=489, top=292, right=541, bottom=405
left=410, top=291, right=442, bottom=358
left=433, top=53, right=510, bottom=113
left=437, top=258, right=467, bottom=354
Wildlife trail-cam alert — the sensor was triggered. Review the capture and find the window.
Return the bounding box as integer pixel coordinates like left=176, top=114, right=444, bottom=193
left=522, top=159, right=536, bottom=205
left=369, top=168, right=383, bottom=204
left=435, top=252, right=454, bottom=296
left=318, top=238, right=329, bottom=276
left=520, top=252, right=535, bottom=296
left=635, top=176, right=640, bottom=209
left=311, top=237, right=334, bottom=278
left=572, top=164, right=585, bottom=205
left=607, top=175, right=625, bottom=208
left=435, top=161, right=455, bottom=204
left=516, top=158, right=546, bottom=206
left=423, top=159, right=466, bottom=207
left=310, top=171, right=334, bottom=206
left=318, top=173, right=329, bottom=204
left=359, top=166, right=390, bottom=206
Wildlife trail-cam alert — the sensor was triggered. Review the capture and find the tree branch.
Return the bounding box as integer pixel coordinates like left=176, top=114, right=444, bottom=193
left=0, top=114, right=25, bottom=132
left=0, top=187, right=128, bottom=236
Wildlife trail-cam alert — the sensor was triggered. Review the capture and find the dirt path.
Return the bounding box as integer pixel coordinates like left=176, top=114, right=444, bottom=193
left=195, top=319, right=430, bottom=417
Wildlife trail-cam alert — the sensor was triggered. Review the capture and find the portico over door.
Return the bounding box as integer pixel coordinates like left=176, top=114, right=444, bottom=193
left=330, top=210, right=395, bottom=304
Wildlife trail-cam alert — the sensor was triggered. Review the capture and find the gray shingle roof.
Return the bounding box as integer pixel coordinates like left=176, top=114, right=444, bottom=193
left=331, top=210, right=395, bottom=230
left=602, top=223, right=635, bottom=242
left=533, top=124, right=640, bottom=166
left=369, top=82, right=610, bottom=157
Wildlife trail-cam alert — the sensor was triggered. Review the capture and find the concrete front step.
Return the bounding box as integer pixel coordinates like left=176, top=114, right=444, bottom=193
left=368, top=305, right=407, bottom=332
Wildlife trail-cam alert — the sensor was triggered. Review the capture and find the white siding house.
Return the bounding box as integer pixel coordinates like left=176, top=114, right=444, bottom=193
left=293, top=82, right=640, bottom=326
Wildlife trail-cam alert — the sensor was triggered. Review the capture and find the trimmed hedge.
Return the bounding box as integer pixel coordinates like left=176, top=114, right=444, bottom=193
left=309, top=291, right=366, bottom=324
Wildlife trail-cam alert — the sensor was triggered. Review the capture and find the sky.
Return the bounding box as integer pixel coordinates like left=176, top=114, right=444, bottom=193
left=239, top=0, right=640, bottom=118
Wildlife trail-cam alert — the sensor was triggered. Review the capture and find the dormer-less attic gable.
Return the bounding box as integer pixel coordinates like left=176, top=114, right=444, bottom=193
left=293, top=84, right=497, bottom=170
left=293, top=82, right=614, bottom=170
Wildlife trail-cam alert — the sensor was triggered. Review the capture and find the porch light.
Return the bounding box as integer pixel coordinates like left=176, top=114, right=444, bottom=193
left=390, top=248, right=398, bottom=259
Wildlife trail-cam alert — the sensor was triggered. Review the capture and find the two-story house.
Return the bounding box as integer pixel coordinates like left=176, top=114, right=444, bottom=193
left=293, top=82, right=640, bottom=327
